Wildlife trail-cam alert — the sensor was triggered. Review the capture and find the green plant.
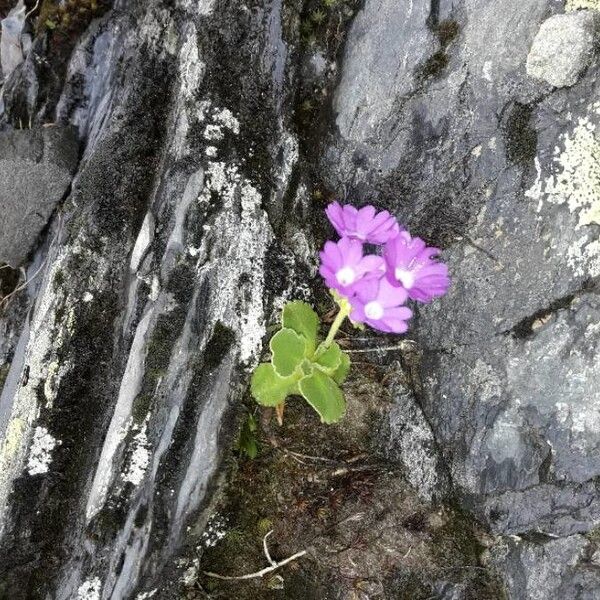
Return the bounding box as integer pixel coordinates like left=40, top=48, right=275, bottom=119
left=250, top=202, right=450, bottom=426
left=238, top=413, right=259, bottom=459
left=251, top=299, right=350, bottom=424
left=311, top=9, right=327, bottom=24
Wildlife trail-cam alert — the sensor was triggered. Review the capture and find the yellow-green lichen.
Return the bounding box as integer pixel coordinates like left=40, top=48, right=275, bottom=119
left=0, top=418, right=26, bottom=470
left=566, top=0, right=600, bottom=11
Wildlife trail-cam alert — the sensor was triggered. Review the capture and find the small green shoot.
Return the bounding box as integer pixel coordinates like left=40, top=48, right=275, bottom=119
left=250, top=298, right=352, bottom=425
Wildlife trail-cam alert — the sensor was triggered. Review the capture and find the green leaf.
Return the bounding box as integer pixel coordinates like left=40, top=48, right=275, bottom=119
left=300, top=359, right=314, bottom=376
left=282, top=301, right=319, bottom=354
left=314, top=342, right=343, bottom=374
left=314, top=342, right=350, bottom=383
left=251, top=363, right=298, bottom=407
left=332, top=351, right=350, bottom=384
left=247, top=413, right=257, bottom=432
left=299, top=370, right=346, bottom=424
left=270, top=328, right=307, bottom=377
left=238, top=414, right=259, bottom=459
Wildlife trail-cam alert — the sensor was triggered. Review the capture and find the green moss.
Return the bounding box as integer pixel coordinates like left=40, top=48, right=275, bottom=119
left=586, top=525, right=600, bottom=544
left=36, top=0, right=104, bottom=35
left=436, top=19, right=459, bottom=47
left=384, top=571, right=437, bottom=600
left=503, top=102, right=537, bottom=165
left=432, top=506, right=485, bottom=562
left=131, top=308, right=187, bottom=424
left=256, top=517, right=273, bottom=536
left=204, top=321, right=236, bottom=371
left=53, top=269, right=65, bottom=290
left=416, top=19, right=459, bottom=84
left=310, top=8, right=326, bottom=24
left=418, top=50, right=449, bottom=80
left=165, top=263, right=196, bottom=305
left=146, top=310, right=186, bottom=375
left=430, top=504, right=506, bottom=599
left=0, top=364, right=9, bottom=393
left=131, top=393, right=153, bottom=423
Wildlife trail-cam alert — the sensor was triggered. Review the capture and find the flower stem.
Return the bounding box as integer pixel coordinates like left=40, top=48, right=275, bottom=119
left=323, top=300, right=351, bottom=348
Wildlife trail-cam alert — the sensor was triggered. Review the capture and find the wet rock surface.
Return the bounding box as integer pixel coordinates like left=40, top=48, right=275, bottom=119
left=0, top=0, right=598, bottom=598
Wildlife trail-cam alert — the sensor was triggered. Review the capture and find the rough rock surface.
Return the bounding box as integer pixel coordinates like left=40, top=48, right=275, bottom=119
left=489, top=534, right=600, bottom=600
left=379, top=376, right=450, bottom=503
left=324, top=0, right=600, bottom=597
left=0, top=0, right=26, bottom=81
left=0, top=126, right=78, bottom=266
left=0, top=0, right=598, bottom=598
left=526, top=11, right=598, bottom=88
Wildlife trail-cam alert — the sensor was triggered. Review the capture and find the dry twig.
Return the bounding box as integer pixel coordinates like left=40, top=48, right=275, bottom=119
left=203, top=530, right=307, bottom=581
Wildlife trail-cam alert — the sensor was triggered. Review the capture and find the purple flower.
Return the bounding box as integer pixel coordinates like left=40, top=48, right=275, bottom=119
left=384, top=231, right=450, bottom=303
left=349, top=277, right=412, bottom=333
left=325, top=201, right=401, bottom=244
left=319, top=237, right=385, bottom=296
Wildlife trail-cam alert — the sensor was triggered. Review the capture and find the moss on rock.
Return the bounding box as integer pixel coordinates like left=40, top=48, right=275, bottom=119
left=187, top=365, right=506, bottom=599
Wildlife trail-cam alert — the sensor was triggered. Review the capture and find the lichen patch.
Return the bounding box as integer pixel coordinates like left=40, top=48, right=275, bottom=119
left=27, top=426, right=61, bottom=476
left=195, top=123, right=272, bottom=365
left=122, top=424, right=151, bottom=486
left=566, top=0, right=600, bottom=11
left=526, top=107, right=600, bottom=227
left=567, top=237, right=600, bottom=277
left=77, top=577, right=101, bottom=600
left=0, top=418, right=25, bottom=465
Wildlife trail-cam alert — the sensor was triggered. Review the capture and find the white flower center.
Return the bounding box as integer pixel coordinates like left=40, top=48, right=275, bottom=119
left=395, top=268, right=415, bottom=289
left=336, top=266, right=356, bottom=286
left=364, top=301, right=384, bottom=320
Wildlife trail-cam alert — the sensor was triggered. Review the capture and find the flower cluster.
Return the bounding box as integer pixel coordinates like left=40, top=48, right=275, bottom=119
left=319, top=202, right=450, bottom=333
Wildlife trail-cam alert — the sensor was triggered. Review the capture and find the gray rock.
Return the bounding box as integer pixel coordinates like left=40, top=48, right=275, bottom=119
left=489, top=534, right=600, bottom=600
left=526, top=11, right=598, bottom=87
left=0, top=0, right=599, bottom=596
left=380, top=378, right=450, bottom=502
left=0, top=0, right=26, bottom=81
left=334, top=0, right=437, bottom=143
left=328, top=0, right=600, bottom=596
left=0, top=1, right=304, bottom=597
left=0, top=127, right=78, bottom=267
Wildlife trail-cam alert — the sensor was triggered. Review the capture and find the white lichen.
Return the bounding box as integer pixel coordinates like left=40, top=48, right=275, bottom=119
left=197, top=158, right=270, bottom=364
left=27, top=426, right=60, bottom=476
left=567, top=237, right=600, bottom=277
left=203, top=123, right=224, bottom=141
left=201, top=513, right=229, bottom=548
left=526, top=106, right=600, bottom=227
left=212, top=107, right=240, bottom=134
left=77, top=577, right=101, bottom=600
left=199, top=104, right=240, bottom=142
left=179, top=30, right=205, bottom=99
left=122, top=425, right=150, bottom=486
left=181, top=558, right=200, bottom=587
